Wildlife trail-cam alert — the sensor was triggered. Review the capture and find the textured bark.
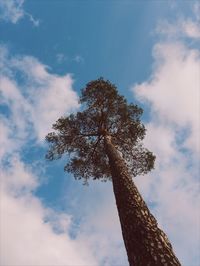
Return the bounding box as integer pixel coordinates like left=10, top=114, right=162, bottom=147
left=104, top=135, right=181, bottom=266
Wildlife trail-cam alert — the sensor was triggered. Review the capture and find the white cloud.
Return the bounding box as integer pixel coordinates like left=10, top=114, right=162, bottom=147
left=0, top=47, right=79, bottom=143
left=132, top=12, right=200, bottom=266
left=156, top=19, right=200, bottom=40
left=10, top=55, right=79, bottom=140
left=25, top=11, right=40, bottom=27
left=73, top=55, right=84, bottom=64
left=156, top=4, right=200, bottom=41
left=0, top=118, right=17, bottom=160
left=134, top=42, right=200, bottom=154
left=193, top=2, right=200, bottom=21
left=56, top=53, right=68, bottom=64
left=0, top=0, right=40, bottom=26
left=0, top=76, right=31, bottom=142
left=182, top=19, right=200, bottom=39
left=1, top=155, right=38, bottom=195
left=0, top=0, right=24, bottom=23
left=0, top=157, right=97, bottom=266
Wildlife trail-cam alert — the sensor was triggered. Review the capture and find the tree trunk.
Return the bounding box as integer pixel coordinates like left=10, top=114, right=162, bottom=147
left=104, top=135, right=181, bottom=266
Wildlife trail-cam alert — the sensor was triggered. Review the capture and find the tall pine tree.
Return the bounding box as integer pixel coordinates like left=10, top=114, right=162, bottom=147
left=46, top=78, right=181, bottom=265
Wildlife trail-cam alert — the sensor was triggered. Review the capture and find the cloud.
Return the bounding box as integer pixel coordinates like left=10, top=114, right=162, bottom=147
left=156, top=4, right=200, bottom=41
left=0, top=0, right=40, bottom=26
left=193, top=2, right=200, bottom=21
left=0, top=118, right=20, bottom=163
left=0, top=46, right=79, bottom=143
left=134, top=42, right=200, bottom=154
left=132, top=11, right=200, bottom=266
left=25, top=11, right=40, bottom=27
left=0, top=0, right=24, bottom=23
left=156, top=19, right=200, bottom=40
left=11, top=55, right=79, bottom=141
left=56, top=54, right=84, bottom=65
left=73, top=55, right=84, bottom=64
left=0, top=156, right=97, bottom=266
left=56, top=53, right=68, bottom=64
left=181, top=19, right=200, bottom=39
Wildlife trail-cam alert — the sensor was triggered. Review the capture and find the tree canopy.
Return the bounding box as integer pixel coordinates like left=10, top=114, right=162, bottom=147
left=46, top=78, right=155, bottom=183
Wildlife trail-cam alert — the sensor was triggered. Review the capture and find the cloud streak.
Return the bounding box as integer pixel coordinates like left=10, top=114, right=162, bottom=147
left=0, top=0, right=39, bottom=26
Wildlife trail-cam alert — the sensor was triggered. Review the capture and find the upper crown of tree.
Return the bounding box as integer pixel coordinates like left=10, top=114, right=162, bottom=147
left=45, top=78, right=155, bottom=183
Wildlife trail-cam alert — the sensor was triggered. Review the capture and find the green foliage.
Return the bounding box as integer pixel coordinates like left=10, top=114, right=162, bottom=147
left=46, top=78, right=155, bottom=182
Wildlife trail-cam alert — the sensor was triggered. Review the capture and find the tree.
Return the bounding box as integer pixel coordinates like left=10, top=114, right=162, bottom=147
left=46, top=78, right=181, bottom=265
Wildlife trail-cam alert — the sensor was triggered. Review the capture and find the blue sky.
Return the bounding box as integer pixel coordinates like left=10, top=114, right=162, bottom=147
left=0, top=1, right=200, bottom=266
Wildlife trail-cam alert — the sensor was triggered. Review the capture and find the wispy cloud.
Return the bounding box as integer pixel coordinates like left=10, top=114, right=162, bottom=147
left=0, top=0, right=24, bottom=24
left=132, top=8, right=200, bottom=266
left=55, top=53, right=84, bottom=65
left=156, top=3, right=200, bottom=41
left=56, top=53, right=68, bottom=64
left=0, top=0, right=40, bottom=26
left=73, top=55, right=84, bottom=64
left=156, top=19, right=200, bottom=40
left=193, top=2, right=200, bottom=21
left=25, top=11, right=40, bottom=27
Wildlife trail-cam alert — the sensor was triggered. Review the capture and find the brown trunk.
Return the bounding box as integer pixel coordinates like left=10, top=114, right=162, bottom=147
left=104, top=135, right=181, bottom=266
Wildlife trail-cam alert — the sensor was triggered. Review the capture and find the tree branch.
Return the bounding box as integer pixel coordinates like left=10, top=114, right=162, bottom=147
left=79, top=132, right=99, bottom=137
left=85, top=135, right=102, bottom=165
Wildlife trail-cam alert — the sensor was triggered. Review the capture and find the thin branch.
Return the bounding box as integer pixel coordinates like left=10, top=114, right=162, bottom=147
left=79, top=132, right=99, bottom=137
left=85, top=135, right=102, bottom=165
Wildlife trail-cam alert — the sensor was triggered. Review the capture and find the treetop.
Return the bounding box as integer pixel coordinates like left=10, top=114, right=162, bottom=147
left=46, top=78, right=155, bottom=183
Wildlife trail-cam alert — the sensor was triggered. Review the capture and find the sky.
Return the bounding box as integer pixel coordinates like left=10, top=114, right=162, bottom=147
left=0, top=0, right=199, bottom=266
